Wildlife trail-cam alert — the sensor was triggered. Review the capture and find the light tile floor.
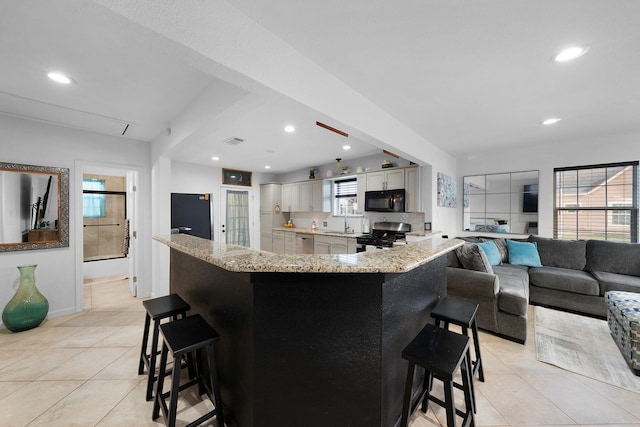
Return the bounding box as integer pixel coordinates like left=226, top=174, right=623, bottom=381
left=1, top=278, right=639, bottom=426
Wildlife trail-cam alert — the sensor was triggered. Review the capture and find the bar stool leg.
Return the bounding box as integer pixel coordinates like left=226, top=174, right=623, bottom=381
left=167, top=352, right=182, bottom=427
left=471, top=319, right=485, bottom=382
left=421, top=370, right=432, bottom=413
left=146, top=318, right=162, bottom=401
left=461, top=354, right=476, bottom=426
left=152, top=342, right=169, bottom=421
left=138, top=313, right=151, bottom=375
left=461, top=325, right=477, bottom=413
left=400, top=362, right=416, bottom=427
left=443, top=378, right=455, bottom=427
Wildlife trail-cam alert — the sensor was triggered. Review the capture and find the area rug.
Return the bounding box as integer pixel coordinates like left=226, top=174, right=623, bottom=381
left=535, top=306, right=640, bottom=393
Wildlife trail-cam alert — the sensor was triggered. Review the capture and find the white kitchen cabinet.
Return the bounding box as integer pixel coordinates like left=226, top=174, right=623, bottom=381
left=313, top=235, right=357, bottom=254
left=284, top=231, right=297, bottom=254
left=347, top=237, right=357, bottom=254
left=404, top=166, right=420, bottom=212
left=281, top=180, right=326, bottom=212
left=260, top=184, right=286, bottom=251
left=299, top=181, right=312, bottom=211
left=312, top=180, right=324, bottom=212
left=355, top=174, right=366, bottom=214
left=281, top=183, right=295, bottom=212
left=272, top=230, right=285, bottom=254
left=260, top=231, right=273, bottom=252
left=366, top=171, right=386, bottom=191
left=366, top=169, right=404, bottom=191
left=313, top=239, right=331, bottom=254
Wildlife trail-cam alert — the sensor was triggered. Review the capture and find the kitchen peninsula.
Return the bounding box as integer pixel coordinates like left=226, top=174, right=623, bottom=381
left=153, top=234, right=462, bottom=427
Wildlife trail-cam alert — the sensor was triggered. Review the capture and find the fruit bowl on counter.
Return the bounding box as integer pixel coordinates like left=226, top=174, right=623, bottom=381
left=283, top=222, right=294, bottom=228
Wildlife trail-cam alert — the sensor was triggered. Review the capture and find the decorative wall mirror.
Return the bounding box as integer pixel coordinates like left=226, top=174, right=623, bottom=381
left=0, top=162, right=69, bottom=251
left=463, top=170, right=539, bottom=235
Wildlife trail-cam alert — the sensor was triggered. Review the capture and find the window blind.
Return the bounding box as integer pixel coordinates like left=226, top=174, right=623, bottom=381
left=334, top=178, right=357, bottom=198
left=554, top=161, right=639, bottom=242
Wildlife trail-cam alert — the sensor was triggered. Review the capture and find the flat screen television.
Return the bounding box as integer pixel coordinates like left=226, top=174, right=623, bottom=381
left=523, top=184, right=538, bottom=213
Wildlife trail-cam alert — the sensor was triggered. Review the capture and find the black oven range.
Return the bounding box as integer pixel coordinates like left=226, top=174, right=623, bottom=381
left=356, top=221, right=411, bottom=251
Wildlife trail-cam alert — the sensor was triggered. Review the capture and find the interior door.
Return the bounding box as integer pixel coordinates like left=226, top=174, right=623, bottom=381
left=220, top=186, right=254, bottom=248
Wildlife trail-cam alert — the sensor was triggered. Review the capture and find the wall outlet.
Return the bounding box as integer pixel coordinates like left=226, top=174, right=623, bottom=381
left=323, top=221, right=328, bottom=227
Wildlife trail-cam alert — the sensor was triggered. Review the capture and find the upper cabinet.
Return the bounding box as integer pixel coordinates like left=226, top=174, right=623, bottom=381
left=279, top=165, right=421, bottom=214
left=281, top=180, right=327, bottom=213
left=366, top=169, right=404, bottom=191
left=355, top=174, right=366, bottom=215
left=404, top=166, right=420, bottom=213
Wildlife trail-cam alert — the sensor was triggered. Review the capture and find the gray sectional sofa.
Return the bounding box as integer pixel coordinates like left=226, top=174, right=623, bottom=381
left=447, top=235, right=640, bottom=343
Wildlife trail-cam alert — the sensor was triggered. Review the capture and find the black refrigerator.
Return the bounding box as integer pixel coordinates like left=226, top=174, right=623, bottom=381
left=171, top=193, right=214, bottom=240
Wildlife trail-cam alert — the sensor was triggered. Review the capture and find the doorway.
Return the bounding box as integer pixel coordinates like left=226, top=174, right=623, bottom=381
left=76, top=163, right=141, bottom=311
left=219, top=186, right=254, bottom=248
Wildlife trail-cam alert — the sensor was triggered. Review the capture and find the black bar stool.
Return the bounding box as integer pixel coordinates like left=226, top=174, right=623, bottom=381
left=400, top=324, right=474, bottom=427
left=431, top=297, right=485, bottom=410
left=152, top=314, right=225, bottom=427
left=138, top=294, right=191, bottom=401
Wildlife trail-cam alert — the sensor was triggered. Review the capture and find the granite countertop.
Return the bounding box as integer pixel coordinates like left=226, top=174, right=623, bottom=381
left=153, top=234, right=463, bottom=273
left=406, top=230, right=441, bottom=237
left=272, top=227, right=359, bottom=238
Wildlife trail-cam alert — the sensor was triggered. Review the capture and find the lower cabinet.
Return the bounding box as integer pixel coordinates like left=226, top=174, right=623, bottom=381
left=272, top=230, right=285, bottom=254
left=313, top=235, right=357, bottom=255
left=284, top=231, right=296, bottom=255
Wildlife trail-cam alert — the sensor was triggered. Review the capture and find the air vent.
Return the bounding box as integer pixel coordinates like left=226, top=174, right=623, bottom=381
left=224, top=137, right=244, bottom=145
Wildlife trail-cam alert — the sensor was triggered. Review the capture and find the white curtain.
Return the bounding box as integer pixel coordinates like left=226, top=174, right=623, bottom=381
left=226, top=190, right=250, bottom=247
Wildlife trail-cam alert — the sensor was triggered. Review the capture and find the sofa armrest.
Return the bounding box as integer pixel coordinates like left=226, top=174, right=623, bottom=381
left=447, top=267, right=499, bottom=299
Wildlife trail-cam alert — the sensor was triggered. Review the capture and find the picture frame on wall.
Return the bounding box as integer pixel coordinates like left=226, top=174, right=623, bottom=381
left=222, top=168, right=252, bottom=186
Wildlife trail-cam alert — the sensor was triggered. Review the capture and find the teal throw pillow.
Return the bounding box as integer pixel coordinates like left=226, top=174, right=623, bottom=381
left=477, top=240, right=502, bottom=266
left=506, top=239, right=542, bottom=267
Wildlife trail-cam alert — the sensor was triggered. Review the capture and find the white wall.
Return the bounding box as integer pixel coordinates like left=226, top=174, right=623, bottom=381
left=0, top=115, right=151, bottom=326
left=456, top=131, right=640, bottom=238
left=147, top=160, right=276, bottom=297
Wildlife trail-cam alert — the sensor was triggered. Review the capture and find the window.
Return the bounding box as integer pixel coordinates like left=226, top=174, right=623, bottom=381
left=612, top=203, right=631, bottom=226
left=554, top=161, right=639, bottom=242
left=83, top=178, right=106, bottom=218
left=333, top=177, right=358, bottom=216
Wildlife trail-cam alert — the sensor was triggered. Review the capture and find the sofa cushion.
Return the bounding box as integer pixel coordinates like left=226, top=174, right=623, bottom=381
left=529, top=266, right=600, bottom=296
left=455, top=243, right=493, bottom=273
left=586, top=240, right=640, bottom=277
left=593, top=271, right=640, bottom=295
left=447, top=250, right=462, bottom=268
left=494, top=266, right=529, bottom=316
left=507, top=240, right=542, bottom=267
left=477, top=240, right=502, bottom=266
left=529, top=235, right=587, bottom=270
left=480, top=237, right=508, bottom=263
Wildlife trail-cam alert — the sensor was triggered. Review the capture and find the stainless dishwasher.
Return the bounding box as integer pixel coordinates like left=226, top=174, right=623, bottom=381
left=296, top=233, right=314, bottom=254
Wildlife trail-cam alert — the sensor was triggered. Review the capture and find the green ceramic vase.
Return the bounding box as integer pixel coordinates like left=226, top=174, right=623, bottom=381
left=2, top=264, right=49, bottom=332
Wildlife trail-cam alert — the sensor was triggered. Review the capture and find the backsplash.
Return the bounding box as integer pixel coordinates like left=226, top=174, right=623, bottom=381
left=289, top=211, right=425, bottom=235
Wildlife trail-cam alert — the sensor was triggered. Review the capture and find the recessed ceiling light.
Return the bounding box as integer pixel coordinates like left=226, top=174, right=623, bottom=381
left=554, top=46, right=589, bottom=62
left=265, top=165, right=271, bottom=169
left=47, top=72, right=73, bottom=84
left=541, top=118, right=562, bottom=125
left=211, top=156, right=220, bottom=161
left=342, top=145, right=351, bottom=150
left=284, top=125, right=295, bottom=133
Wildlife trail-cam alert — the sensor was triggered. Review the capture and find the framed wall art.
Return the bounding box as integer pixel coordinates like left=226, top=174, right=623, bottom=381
left=222, top=168, right=252, bottom=186
left=437, top=172, right=457, bottom=208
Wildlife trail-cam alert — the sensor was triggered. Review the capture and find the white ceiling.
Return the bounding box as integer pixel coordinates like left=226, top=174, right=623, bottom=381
left=2, top=1, right=640, bottom=172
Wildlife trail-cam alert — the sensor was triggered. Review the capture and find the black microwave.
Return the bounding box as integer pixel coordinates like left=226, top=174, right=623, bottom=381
left=364, top=189, right=406, bottom=212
